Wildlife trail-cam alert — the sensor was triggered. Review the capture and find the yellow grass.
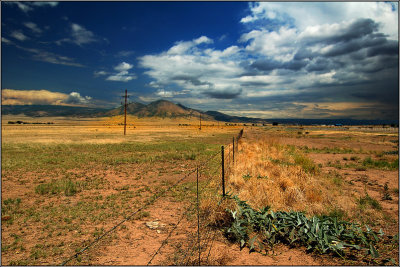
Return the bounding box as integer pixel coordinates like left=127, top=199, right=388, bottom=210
left=225, top=131, right=364, bottom=218
left=1, top=115, right=242, bottom=144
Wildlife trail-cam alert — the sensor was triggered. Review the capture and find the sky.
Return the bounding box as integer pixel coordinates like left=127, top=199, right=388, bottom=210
left=1, top=1, right=399, bottom=120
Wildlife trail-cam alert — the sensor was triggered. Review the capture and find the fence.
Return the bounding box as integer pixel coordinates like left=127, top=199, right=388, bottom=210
left=60, top=128, right=244, bottom=266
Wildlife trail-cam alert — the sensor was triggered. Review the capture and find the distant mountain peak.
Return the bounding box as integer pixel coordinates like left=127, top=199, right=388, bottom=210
left=2, top=103, right=397, bottom=125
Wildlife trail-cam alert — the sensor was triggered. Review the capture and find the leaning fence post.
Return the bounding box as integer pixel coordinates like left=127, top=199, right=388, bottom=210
left=221, top=146, right=225, bottom=197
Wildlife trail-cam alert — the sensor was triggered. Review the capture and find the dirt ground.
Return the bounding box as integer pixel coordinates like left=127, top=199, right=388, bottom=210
left=1, top=118, right=398, bottom=265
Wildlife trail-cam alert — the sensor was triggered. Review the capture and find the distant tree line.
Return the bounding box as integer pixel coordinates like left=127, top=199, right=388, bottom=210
left=8, top=121, right=54, bottom=125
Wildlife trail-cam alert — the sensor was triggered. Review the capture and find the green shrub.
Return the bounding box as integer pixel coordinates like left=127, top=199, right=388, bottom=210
left=382, top=183, right=392, bottom=201
left=327, top=207, right=347, bottom=220
left=35, top=179, right=80, bottom=196
left=362, top=157, right=398, bottom=170
left=293, top=153, right=318, bottom=174
left=358, top=194, right=382, bottom=210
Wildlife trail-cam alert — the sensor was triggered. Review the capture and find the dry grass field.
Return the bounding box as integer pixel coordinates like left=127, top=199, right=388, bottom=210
left=1, top=115, right=240, bottom=265
left=1, top=116, right=398, bottom=265
left=220, top=126, right=398, bottom=265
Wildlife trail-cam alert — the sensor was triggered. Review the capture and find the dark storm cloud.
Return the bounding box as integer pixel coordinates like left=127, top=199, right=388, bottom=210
left=351, top=74, right=399, bottom=105
left=322, top=34, right=390, bottom=58
left=351, top=92, right=377, bottom=100
left=251, top=58, right=307, bottom=72
left=250, top=59, right=282, bottom=71
left=171, top=75, right=211, bottom=86
left=360, top=55, right=398, bottom=73
left=203, top=88, right=242, bottom=99
left=323, top=40, right=365, bottom=57
left=138, top=5, right=397, bottom=119
left=366, top=40, right=398, bottom=57
left=250, top=17, right=396, bottom=78
left=333, top=18, right=379, bottom=42
left=302, top=18, right=379, bottom=45
left=240, top=81, right=270, bottom=86
left=282, top=60, right=308, bottom=71
left=305, top=58, right=337, bottom=72
left=293, top=48, right=315, bottom=60
left=278, top=19, right=398, bottom=92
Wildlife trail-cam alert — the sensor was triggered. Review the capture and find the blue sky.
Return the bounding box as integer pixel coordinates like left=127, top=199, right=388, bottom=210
left=1, top=1, right=399, bottom=120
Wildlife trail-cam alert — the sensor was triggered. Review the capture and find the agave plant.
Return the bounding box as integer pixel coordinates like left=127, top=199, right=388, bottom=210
left=224, top=195, right=383, bottom=258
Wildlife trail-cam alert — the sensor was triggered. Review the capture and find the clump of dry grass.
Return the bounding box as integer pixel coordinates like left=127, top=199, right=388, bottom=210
left=199, top=179, right=236, bottom=227
left=226, top=133, right=352, bottom=217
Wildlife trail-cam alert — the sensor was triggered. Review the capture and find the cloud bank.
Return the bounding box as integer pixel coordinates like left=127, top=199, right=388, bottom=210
left=2, top=89, right=92, bottom=106
left=138, top=2, right=398, bottom=119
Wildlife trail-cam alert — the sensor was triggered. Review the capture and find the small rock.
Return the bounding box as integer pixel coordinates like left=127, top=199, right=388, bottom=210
left=146, top=221, right=166, bottom=229
left=156, top=230, right=161, bottom=234
left=146, top=221, right=159, bottom=229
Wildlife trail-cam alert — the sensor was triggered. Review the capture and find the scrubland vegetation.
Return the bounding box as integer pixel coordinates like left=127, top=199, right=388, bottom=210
left=201, top=126, right=398, bottom=265
left=1, top=119, right=398, bottom=265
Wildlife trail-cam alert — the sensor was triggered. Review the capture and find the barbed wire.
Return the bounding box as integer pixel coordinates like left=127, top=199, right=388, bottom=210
left=202, top=131, right=243, bottom=264
left=146, top=201, right=195, bottom=265
left=60, top=130, right=242, bottom=266
left=174, top=130, right=243, bottom=265
left=178, top=163, right=223, bottom=265
left=61, top=167, right=197, bottom=265
left=200, top=197, right=227, bottom=264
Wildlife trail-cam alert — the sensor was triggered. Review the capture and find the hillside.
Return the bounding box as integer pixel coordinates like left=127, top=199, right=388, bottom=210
left=0, top=100, right=214, bottom=120
left=1, top=101, right=397, bottom=125
left=104, top=102, right=146, bottom=116
left=0, top=105, right=109, bottom=117
left=102, top=100, right=213, bottom=120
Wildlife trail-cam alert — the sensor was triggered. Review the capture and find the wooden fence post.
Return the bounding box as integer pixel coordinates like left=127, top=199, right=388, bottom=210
left=221, top=146, right=225, bottom=197
left=196, top=167, right=200, bottom=265
left=232, top=137, right=235, bottom=163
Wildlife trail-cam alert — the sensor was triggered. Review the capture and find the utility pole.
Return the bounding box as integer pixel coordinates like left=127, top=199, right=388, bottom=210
left=123, top=89, right=128, bottom=135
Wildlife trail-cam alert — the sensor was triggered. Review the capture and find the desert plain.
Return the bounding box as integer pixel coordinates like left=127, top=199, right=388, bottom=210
left=1, top=115, right=398, bottom=265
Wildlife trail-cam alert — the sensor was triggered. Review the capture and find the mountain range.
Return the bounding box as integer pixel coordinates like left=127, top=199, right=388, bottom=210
left=1, top=100, right=397, bottom=125
left=1, top=100, right=219, bottom=120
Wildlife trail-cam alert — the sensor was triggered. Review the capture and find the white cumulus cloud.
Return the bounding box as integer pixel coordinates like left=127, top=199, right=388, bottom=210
left=104, top=62, right=136, bottom=82
left=138, top=2, right=397, bottom=121
left=2, top=89, right=91, bottom=106
left=64, top=92, right=92, bottom=104
left=140, top=36, right=245, bottom=99
left=114, top=62, right=133, bottom=71
left=240, top=2, right=398, bottom=40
